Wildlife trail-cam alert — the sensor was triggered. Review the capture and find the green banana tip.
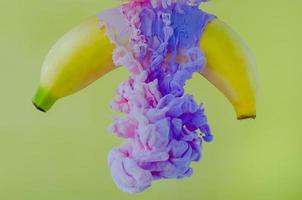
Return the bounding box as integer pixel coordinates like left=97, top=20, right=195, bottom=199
left=32, top=86, right=57, bottom=112
left=32, top=101, right=47, bottom=112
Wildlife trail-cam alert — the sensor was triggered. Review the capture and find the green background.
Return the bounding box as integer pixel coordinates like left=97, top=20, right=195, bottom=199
left=0, top=0, right=301, bottom=199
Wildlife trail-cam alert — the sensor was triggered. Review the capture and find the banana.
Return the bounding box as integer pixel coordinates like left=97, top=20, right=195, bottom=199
left=32, top=11, right=257, bottom=119
left=200, top=19, right=257, bottom=119
left=33, top=16, right=116, bottom=112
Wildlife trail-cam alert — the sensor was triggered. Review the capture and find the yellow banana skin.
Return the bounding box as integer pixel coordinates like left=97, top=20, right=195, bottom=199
left=33, top=16, right=116, bottom=112
left=33, top=14, right=257, bottom=120
left=199, top=19, right=257, bottom=119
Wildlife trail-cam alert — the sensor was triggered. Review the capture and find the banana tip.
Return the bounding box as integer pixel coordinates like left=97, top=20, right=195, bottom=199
left=237, top=114, right=256, bottom=120
left=32, top=101, right=47, bottom=112
left=32, top=86, right=56, bottom=113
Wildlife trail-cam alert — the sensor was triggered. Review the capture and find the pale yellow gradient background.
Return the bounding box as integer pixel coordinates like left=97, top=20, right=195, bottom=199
left=0, top=0, right=301, bottom=199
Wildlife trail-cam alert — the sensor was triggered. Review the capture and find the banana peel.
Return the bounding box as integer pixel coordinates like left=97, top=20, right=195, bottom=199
left=33, top=10, right=257, bottom=120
